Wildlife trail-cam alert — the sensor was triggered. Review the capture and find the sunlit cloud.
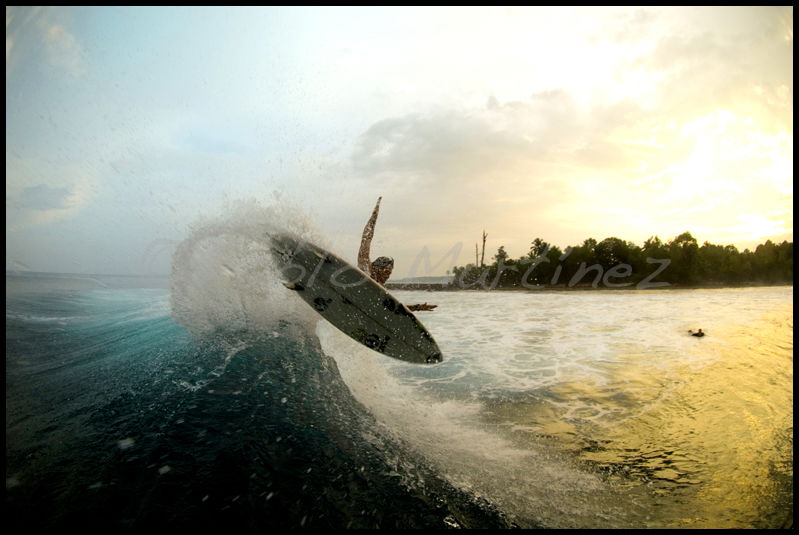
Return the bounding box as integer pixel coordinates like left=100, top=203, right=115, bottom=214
left=779, top=8, right=793, bottom=42
left=345, top=81, right=792, bottom=261
left=694, top=210, right=793, bottom=248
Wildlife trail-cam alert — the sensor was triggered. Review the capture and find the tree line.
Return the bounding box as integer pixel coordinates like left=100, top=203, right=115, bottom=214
left=451, top=232, right=793, bottom=289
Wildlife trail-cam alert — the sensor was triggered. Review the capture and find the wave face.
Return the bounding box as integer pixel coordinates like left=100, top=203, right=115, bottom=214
left=6, top=203, right=793, bottom=529
left=6, top=204, right=514, bottom=530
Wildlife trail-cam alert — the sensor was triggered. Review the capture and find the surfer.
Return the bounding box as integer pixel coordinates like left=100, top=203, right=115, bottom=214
left=358, top=197, right=437, bottom=312
left=689, top=329, right=705, bottom=337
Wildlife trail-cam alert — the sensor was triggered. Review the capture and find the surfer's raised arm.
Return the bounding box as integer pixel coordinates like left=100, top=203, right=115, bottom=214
left=358, top=196, right=381, bottom=273
left=357, top=197, right=436, bottom=311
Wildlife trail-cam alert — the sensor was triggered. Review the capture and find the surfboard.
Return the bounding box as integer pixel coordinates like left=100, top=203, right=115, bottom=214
left=269, top=233, right=442, bottom=364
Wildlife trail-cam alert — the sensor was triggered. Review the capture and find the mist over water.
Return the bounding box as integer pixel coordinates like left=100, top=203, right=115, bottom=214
left=170, top=201, right=323, bottom=335
left=6, top=201, right=793, bottom=529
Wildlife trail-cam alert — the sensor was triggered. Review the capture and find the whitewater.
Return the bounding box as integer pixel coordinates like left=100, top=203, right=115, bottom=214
left=6, top=203, right=792, bottom=529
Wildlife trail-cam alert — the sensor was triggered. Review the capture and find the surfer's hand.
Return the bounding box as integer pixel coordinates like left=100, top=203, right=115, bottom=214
left=408, top=303, right=437, bottom=311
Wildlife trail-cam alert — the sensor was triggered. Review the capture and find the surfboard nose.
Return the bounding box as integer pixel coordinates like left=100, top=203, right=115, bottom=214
left=426, top=353, right=442, bottom=364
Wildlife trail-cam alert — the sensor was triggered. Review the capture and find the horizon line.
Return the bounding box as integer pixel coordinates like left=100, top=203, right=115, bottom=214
left=6, top=270, right=170, bottom=278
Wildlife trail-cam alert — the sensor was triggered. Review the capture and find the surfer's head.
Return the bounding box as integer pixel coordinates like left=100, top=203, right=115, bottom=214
left=371, top=256, right=394, bottom=284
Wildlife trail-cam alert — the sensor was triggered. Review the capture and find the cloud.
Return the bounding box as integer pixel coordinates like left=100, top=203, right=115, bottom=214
left=780, top=8, right=793, bottom=42
left=42, top=22, right=86, bottom=77
left=6, top=6, right=86, bottom=78
left=625, top=7, right=793, bottom=130
left=609, top=8, right=656, bottom=43
left=6, top=156, right=99, bottom=230
left=351, top=90, right=649, bottom=190
left=343, top=59, right=792, bottom=265
left=343, top=92, right=657, bottom=266
left=17, top=184, right=73, bottom=210
left=6, top=6, right=41, bottom=63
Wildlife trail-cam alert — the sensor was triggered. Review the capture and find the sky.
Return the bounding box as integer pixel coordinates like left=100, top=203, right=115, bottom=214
left=6, top=6, right=793, bottom=277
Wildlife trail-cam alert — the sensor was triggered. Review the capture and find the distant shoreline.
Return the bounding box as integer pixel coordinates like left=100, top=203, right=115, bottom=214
left=386, top=281, right=793, bottom=292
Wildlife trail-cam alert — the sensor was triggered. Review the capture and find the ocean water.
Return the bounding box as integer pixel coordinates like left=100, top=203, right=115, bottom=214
left=6, top=213, right=793, bottom=529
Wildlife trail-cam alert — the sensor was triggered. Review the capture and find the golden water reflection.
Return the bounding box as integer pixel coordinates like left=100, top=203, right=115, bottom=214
left=487, top=305, right=793, bottom=528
